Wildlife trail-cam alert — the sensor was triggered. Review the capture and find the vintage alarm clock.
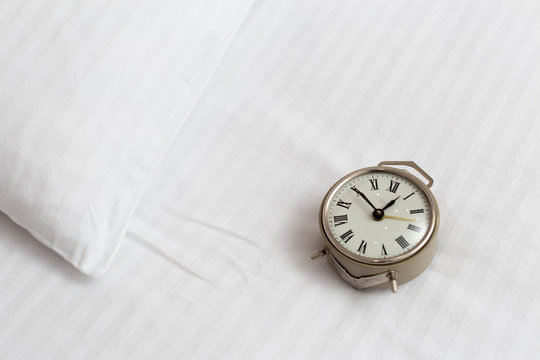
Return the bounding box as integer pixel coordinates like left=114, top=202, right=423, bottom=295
left=312, top=161, right=440, bottom=292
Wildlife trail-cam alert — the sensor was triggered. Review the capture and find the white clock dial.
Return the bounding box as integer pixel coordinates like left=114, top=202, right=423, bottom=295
left=326, top=171, right=432, bottom=260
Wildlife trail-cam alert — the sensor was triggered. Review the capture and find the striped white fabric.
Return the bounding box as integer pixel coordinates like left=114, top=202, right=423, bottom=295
left=2, top=0, right=540, bottom=358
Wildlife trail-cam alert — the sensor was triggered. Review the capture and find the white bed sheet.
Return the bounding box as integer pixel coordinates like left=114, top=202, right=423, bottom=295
left=2, top=0, right=540, bottom=358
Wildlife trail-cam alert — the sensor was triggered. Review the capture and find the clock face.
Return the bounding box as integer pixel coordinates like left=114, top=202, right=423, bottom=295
left=323, top=169, right=434, bottom=263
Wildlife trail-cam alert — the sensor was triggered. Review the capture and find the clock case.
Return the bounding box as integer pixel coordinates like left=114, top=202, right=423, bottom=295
left=318, top=161, right=440, bottom=291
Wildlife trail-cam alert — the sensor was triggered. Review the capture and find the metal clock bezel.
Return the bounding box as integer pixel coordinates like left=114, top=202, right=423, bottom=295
left=320, top=165, right=439, bottom=266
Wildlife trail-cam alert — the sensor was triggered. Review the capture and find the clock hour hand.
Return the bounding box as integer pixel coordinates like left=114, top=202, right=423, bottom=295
left=382, top=196, right=400, bottom=211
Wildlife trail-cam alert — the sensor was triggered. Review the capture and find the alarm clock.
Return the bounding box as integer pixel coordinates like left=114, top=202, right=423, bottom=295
left=312, top=161, right=440, bottom=292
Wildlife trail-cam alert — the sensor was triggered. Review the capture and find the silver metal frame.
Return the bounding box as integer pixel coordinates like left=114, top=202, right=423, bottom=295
left=320, top=163, right=439, bottom=266
left=325, top=250, right=399, bottom=291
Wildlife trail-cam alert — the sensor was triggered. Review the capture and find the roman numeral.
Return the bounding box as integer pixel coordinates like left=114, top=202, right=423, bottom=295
left=381, top=244, right=388, bottom=256
left=395, top=235, right=409, bottom=249
left=386, top=180, right=400, bottom=193
left=403, top=192, right=415, bottom=200
left=350, top=186, right=362, bottom=196
left=369, top=179, right=378, bottom=190
left=337, top=199, right=352, bottom=209
left=407, top=224, right=422, bottom=232
left=410, top=209, right=424, bottom=214
left=340, top=230, right=354, bottom=243
left=333, top=215, right=348, bottom=226
left=358, top=240, right=367, bottom=254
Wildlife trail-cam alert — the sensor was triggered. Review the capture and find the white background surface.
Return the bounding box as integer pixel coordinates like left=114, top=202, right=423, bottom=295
left=2, top=0, right=540, bottom=358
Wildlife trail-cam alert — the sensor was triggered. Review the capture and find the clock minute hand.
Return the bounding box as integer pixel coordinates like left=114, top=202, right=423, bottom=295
left=352, top=187, right=377, bottom=210
left=382, top=196, right=400, bottom=211
left=360, top=193, right=377, bottom=210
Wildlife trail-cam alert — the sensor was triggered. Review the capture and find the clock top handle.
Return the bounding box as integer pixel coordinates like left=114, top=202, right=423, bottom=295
left=377, top=161, right=434, bottom=188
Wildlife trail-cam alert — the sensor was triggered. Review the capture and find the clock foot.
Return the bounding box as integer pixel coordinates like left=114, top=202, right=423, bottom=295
left=387, top=271, right=398, bottom=293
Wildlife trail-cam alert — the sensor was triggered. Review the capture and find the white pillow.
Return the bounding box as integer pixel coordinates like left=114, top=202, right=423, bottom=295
left=0, top=0, right=248, bottom=275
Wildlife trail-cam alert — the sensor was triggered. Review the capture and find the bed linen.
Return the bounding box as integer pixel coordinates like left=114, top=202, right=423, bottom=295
left=2, top=0, right=540, bottom=358
left=0, top=0, right=254, bottom=275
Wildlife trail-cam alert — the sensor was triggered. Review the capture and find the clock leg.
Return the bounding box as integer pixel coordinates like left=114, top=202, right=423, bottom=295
left=387, top=271, right=398, bottom=292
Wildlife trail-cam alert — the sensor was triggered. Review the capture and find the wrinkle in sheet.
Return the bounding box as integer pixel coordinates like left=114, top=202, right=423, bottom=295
left=161, top=205, right=263, bottom=251
left=127, top=208, right=267, bottom=289
left=127, top=230, right=214, bottom=284
left=163, top=208, right=268, bottom=284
